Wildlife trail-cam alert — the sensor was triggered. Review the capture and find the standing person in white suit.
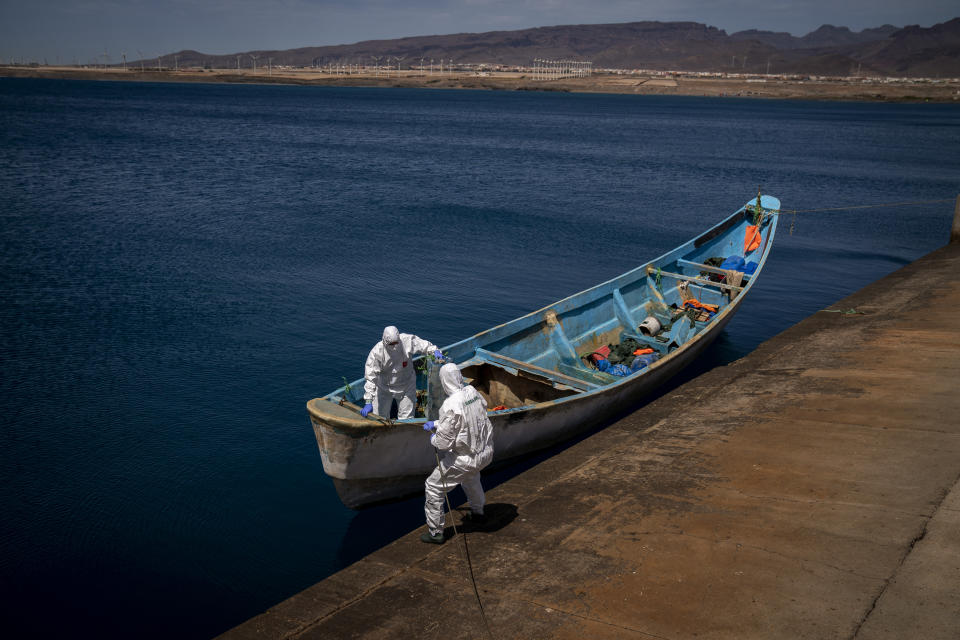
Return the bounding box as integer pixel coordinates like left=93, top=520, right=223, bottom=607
left=421, top=362, right=495, bottom=544
left=362, top=326, right=443, bottom=420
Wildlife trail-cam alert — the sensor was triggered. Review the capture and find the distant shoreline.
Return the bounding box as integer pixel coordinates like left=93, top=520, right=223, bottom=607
left=3, top=66, right=959, bottom=103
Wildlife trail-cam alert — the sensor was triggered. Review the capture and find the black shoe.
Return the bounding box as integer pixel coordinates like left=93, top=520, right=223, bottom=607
left=420, top=531, right=445, bottom=545
left=462, top=511, right=487, bottom=525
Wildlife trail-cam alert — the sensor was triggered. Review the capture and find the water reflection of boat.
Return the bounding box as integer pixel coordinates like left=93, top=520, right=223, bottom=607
left=308, top=194, right=780, bottom=508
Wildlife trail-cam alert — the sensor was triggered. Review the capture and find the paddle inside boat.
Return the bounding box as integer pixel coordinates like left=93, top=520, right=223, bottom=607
left=308, top=194, right=780, bottom=508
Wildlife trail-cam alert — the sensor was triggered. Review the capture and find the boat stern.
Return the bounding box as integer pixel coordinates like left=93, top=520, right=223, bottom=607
left=306, top=397, right=437, bottom=488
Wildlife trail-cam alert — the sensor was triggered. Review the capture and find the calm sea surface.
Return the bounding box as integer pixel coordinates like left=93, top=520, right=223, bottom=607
left=2, top=77, right=958, bottom=637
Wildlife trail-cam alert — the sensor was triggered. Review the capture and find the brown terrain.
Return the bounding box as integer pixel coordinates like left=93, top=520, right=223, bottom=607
left=5, top=18, right=958, bottom=100
left=71, top=18, right=960, bottom=79
left=3, top=65, right=959, bottom=102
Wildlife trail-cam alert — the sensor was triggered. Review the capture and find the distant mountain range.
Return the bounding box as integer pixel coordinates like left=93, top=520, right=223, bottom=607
left=164, top=18, right=960, bottom=77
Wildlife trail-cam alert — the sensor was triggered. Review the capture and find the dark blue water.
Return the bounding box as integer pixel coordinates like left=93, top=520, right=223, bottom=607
left=1, top=77, right=958, bottom=638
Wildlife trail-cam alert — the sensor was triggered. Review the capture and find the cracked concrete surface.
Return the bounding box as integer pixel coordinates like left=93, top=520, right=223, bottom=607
left=220, top=243, right=960, bottom=640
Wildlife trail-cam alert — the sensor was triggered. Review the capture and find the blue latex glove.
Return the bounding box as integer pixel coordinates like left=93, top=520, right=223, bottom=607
left=433, top=350, right=444, bottom=360
left=360, top=403, right=373, bottom=417
left=423, top=421, right=435, bottom=431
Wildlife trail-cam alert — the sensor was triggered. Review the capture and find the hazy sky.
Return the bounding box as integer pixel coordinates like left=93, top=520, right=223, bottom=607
left=1, top=0, right=957, bottom=64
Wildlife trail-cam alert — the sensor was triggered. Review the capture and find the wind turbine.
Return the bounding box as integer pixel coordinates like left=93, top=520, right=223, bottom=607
left=121, top=52, right=126, bottom=71
left=394, top=55, right=405, bottom=75
left=137, top=49, right=144, bottom=71
left=250, top=54, right=258, bottom=74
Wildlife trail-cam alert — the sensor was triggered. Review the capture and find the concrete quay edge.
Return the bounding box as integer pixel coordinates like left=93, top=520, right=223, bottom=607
left=220, top=242, right=960, bottom=640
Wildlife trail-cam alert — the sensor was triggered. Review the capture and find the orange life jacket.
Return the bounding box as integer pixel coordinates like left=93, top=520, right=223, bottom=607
left=744, top=225, right=761, bottom=253
left=683, top=299, right=719, bottom=313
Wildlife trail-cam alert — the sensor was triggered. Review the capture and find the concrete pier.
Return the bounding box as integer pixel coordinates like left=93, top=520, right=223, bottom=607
left=951, top=195, right=960, bottom=244
left=221, top=243, right=960, bottom=640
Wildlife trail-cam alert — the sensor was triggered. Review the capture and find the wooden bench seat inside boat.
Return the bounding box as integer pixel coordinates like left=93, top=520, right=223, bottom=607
left=459, top=356, right=580, bottom=410
left=620, top=331, right=671, bottom=354
left=676, top=258, right=753, bottom=283
left=621, top=315, right=695, bottom=352
left=472, top=348, right=596, bottom=390
left=556, top=362, right=618, bottom=386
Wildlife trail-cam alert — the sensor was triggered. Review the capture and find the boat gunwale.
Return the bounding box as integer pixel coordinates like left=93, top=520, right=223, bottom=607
left=307, top=196, right=780, bottom=432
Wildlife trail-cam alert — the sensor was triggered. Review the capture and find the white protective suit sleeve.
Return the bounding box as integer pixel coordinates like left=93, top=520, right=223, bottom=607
left=430, top=406, right=460, bottom=452
left=402, top=333, right=438, bottom=359
left=363, top=345, right=383, bottom=405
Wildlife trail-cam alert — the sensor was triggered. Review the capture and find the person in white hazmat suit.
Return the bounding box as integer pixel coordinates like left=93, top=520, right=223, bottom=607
left=361, top=326, right=443, bottom=420
left=420, top=362, right=495, bottom=544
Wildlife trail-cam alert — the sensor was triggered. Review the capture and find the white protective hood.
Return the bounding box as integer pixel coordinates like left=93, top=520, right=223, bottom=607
left=380, top=325, right=407, bottom=362
left=382, top=325, right=401, bottom=349
left=439, top=362, right=464, bottom=396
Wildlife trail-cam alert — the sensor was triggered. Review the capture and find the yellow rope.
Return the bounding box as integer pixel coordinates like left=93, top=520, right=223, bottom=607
left=761, top=197, right=955, bottom=235
left=774, top=198, right=954, bottom=215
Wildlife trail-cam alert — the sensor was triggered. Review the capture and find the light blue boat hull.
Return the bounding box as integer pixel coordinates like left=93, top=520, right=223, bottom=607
left=309, top=195, right=780, bottom=508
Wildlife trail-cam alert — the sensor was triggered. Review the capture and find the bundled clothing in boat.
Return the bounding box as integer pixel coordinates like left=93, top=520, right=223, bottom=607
left=591, top=336, right=660, bottom=377
left=676, top=298, right=719, bottom=322
left=363, top=326, right=439, bottom=419
left=595, top=358, right=632, bottom=376
left=607, top=337, right=644, bottom=365
left=596, top=351, right=659, bottom=376
left=702, top=255, right=758, bottom=284
left=719, top=255, right=757, bottom=275
left=424, top=363, right=494, bottom=539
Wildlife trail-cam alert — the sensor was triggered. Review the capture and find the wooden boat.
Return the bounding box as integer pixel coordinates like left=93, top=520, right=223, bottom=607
left=308, top=195, right=780, bottom=508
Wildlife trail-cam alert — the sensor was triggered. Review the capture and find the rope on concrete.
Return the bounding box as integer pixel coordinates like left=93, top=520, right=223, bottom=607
left=819, top=308, right=867, bottom=315
left=434, top=448, right=495, bottom=640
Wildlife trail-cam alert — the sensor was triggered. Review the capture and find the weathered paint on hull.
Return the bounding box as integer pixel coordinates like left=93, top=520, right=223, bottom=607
left=308, top=195, right=780, bottom=508
left=308, top=305, right=738, bottom=508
